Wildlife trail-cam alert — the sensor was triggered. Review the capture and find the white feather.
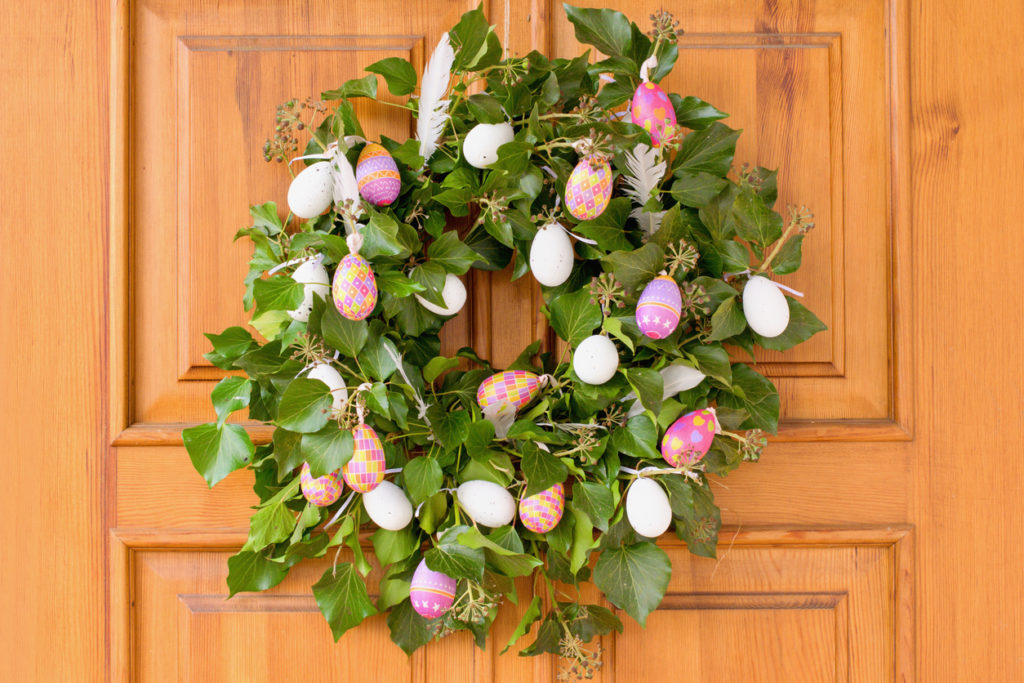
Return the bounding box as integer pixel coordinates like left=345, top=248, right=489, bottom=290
left=416, top=32, right=455, bottom=165
left=623, top=143, right=667, bottom=236
left=331, top=146, right=361, bottom=216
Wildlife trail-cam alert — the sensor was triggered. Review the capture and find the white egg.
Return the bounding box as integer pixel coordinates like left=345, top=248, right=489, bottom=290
left=307, top=362, right=348, bottom=412
left=625, top=363, right=706, bottom=418
left=572, top=334, right=619, bottom=385
left=362, top=480, right=413, bottom=531
left=414, top=273, right=467, bottom=316
left=287, top=259, right=330, bottom=322
left=463, top=122, right=515, bottom=169
left=287, top=161, right=334, bottom=219
left=742, top=275, right=790, bottom=338
left=626, top=478, right=672, bottom=538
left=529, top=223, right=574, bottom=287
left=456, top=480, right=516, bottom=527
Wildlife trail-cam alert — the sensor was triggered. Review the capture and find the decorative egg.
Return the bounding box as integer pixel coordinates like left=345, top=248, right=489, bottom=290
left=300, top=462, right=343, bottom=507
left=630, top=81, right=677, bottom=147
left=306, top=362, right=348, bottom=413
left=414, top=273, right=467, bottom=316
left=287, top=258, right=331, bottom=322
left=636, top=275, right=683, bottom=339
left=362, top=480, right=413, bottom=531
left=410, top=558, right=457, bottom=619
left=332, top=253, right=377, bottom=321
left=626, top=477, right=672, bottom=538
left=355, top=143, right=401, bottom=206
left=342, top=424, right=386, bottom=493
left=661, top=408, right=719, bottom=466
left=463, top=122, right=515, bottom=169
left=565, top=155, right=613, bottom=221
left=572, top=335, right=619, bottom=385
left=476, top=370, right=541, bottom=412
left=519, top=482, right=565, bottom=534
left=287, top=161, right=334, bottom=219
left=625, top=363, right=707, bottom=418
left=742, top=275, right=790, bottom=338
left=456, top=480, right=516, bottom=527
left=529, top=222, right=574, bottom=287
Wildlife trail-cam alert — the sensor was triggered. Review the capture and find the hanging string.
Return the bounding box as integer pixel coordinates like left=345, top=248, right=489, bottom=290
left=503, top=0, right=510, bottom=60
left=267, top=252, right=322, bottom=276
left=620, top=464, right=702, bottom=483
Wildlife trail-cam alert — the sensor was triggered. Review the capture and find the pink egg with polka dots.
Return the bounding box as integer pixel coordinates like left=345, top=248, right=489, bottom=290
left=300, top=462, right=343, bottom=507
left=661, top=408, right=719, bottom=466
left=630, top=81, right=677, bottom=147
left=410, top=559, right=456, bottom=619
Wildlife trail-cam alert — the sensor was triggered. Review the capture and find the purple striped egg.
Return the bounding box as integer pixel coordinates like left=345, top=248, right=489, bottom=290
left=636, top=275, right=682, bottom=339
left=355, top=143, right=401, bottom=206
left=661, top=408, right=719, bottom=466
left=631, top=82, right=677, bottom=147
left=519, top=482, right=565, bottom=534
left=332, top=253, right=377, bottom=321
left=300, top=462, right=343, bottom=507
left=410, top=559, right=456, bottom=619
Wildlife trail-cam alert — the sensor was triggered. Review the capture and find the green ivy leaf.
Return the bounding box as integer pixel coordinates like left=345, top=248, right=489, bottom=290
left=685, top=343, right=732, bottom=386
left=361, top=212, right=412, bottom=260
left=376, top=270, right=426, bottom=298
left=610, top=415, right=660, bottom=460
left=366, top=57, right=417, bottom=96
left=563, top=4, right=632, bottom=58
left=313, top=563, right=379, bottom=641
left=731, top=189, right=784, bottom=255
left=276, top=378, right=332, bottom=433
left=210, top=376, right=252, bottom=427
left=670, top=171, right=729, bottom=208
left=601, top=242, right=664, bottom=293
left=450, top=5, right=500, bottom=71
left=182, top=422, right=253, bottom=487
left=252, top=276, right=304, bottom=316
left=574, top=198, right=633, bottom=252
left=770, top=235, right=804, bottom=275
left=708, top=296, right=747, bottom=341
left=676, top=122, right=741, bottom=177
left=243, top=491, right=298, bottom=553
left=372, top=527, right=419, bottom=566
left=719, top=363, right=780, bottom=433
left=410, top=261, right=448, bottom=307
left=300, top=424, right=355, bottom=477
left=362, top=336, right=400, bottom=382
left=593, top=541, right=671, bottom=626
left=457, top=527, right=543, bottom=577
left=226, top=550, right=288, bottom=598
left=387, top=599, right=435, bottom=655
left=428, top=230, right=479, bottom=275
left=625, top=367, right=663, bottom=416
left=203, top=327, right=256, bottom=369
left=466, top=92, right=505, bottom=123
left=519, top=612, right=563, bottom=656
left=753, top=297, right=826, bottom=351
left=502, top=595, right=543, bottom=653
left=547, top=286, right=602, bottom=346
left=423, top=356, right=460, bottom=384
left=521, top=443, right=569, bottom=497
left=425, top=526, right=486, bottom=581
left=322, top=74, right=378, bottom=100
left=403, top=456, right=443, bottom=505
left=561, top=602, right=624, bottom=640
left=572, top=481, right=615, bottom=532
left=248, top=202, right=284, bottom=236
left=669, top=94, right=729, bottom=131
left=673, top=480, right=721, bottom=558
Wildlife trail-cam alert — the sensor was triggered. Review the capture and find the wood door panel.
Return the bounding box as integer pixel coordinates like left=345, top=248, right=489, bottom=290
left=554, top=0, right=904, bottom=437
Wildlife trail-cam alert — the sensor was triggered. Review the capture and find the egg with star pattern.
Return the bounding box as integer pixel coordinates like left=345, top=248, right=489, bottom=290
left=636, top=275, right=682, bottom=339
left=410, top=559, right=457, bottom=619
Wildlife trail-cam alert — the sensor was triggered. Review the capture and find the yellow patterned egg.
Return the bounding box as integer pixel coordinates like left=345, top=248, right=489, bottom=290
left=342, top=424, right=386, bottom=493
left=476, top=370, right=541, bottom=412
left=300, top=462, right=343, bottom=507
left=519, top=482, right=565, bottom=533
left=332, top=253, right=377, bottom=321
left=630, top=81, right=677, bottom=147
left=355, top=143, right=401, bottom=206
left=565, top=155, right=612, bottom=221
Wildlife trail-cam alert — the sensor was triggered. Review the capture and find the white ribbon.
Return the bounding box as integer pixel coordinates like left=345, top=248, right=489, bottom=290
left=620, top=464, right=702, bottom=483
left=640, top=54, right=659, bottom=83
left=267, top=252, right=323, bottom=277
left=323, top=490, right=358, bottom=529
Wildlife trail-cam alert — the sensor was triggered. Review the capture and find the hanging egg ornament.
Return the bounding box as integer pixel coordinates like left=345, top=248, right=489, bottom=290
left=519, top=482, right=565, bottom=534
left=332, top=252, right=377, bottom=321
left=414, top=273, right=467, bottom=316
left=572, top=335, right=619, bottom=385
left=287, top=161, right=334, bottom=218
left=661, top=408, right=719, bottom=467
left=626, top=478, right=672, bottom=538
left=342, top=424, right=386, bottom=493
left=410, top=559, right=457, bottom=619
left=306, top=362, right=348, bottom=413
left=463, top=122, right=515, bottom=168
left=743, top=275, right=790, bottom=338
left=456, top=480, right=516, bottom=528
left=630, top=81, right=677, bottom=147
left=300, top=462, right=343, bottom=507
left=355, top=143, right=401, bottom=206
left=287, top=258, right=331, bottom=322
left=565, top=155, right=612, bottom=221
left=529, top=222, right=574, bottom=287
left=476, top=370, right=541, bottom=413
left=362, top=480, right=413, bottom=531
left=636, top=275, right=683, bottom=339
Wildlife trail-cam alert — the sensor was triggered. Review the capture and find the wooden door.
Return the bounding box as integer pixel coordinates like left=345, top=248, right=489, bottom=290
left=4, top=0, right=1024, bottom=680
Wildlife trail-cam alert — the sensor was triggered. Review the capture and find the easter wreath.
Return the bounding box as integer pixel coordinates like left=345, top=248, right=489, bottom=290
left=183, top=4, right=825, bottom=676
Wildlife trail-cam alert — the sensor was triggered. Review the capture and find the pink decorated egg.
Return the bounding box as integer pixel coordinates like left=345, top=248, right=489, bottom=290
left=355, top=143, right=401, bottom=206
left=661, top=408, right=719, bottom=466
left=342, top=424, right=386, bottom=493
left=410, top=559, right=457, bottom=619
left=300, top=462, right=343, bottom=507
left=332, top=253, right=377, bottom=321
left=476, top=370, right=541, bottom=412
left=630, top=82, right=677, bottom=147
left=519, top=482, right=565, bottom=534
left=565, top=155, right=612, bottom=221
left=636, top=275, right=682, bottom=339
